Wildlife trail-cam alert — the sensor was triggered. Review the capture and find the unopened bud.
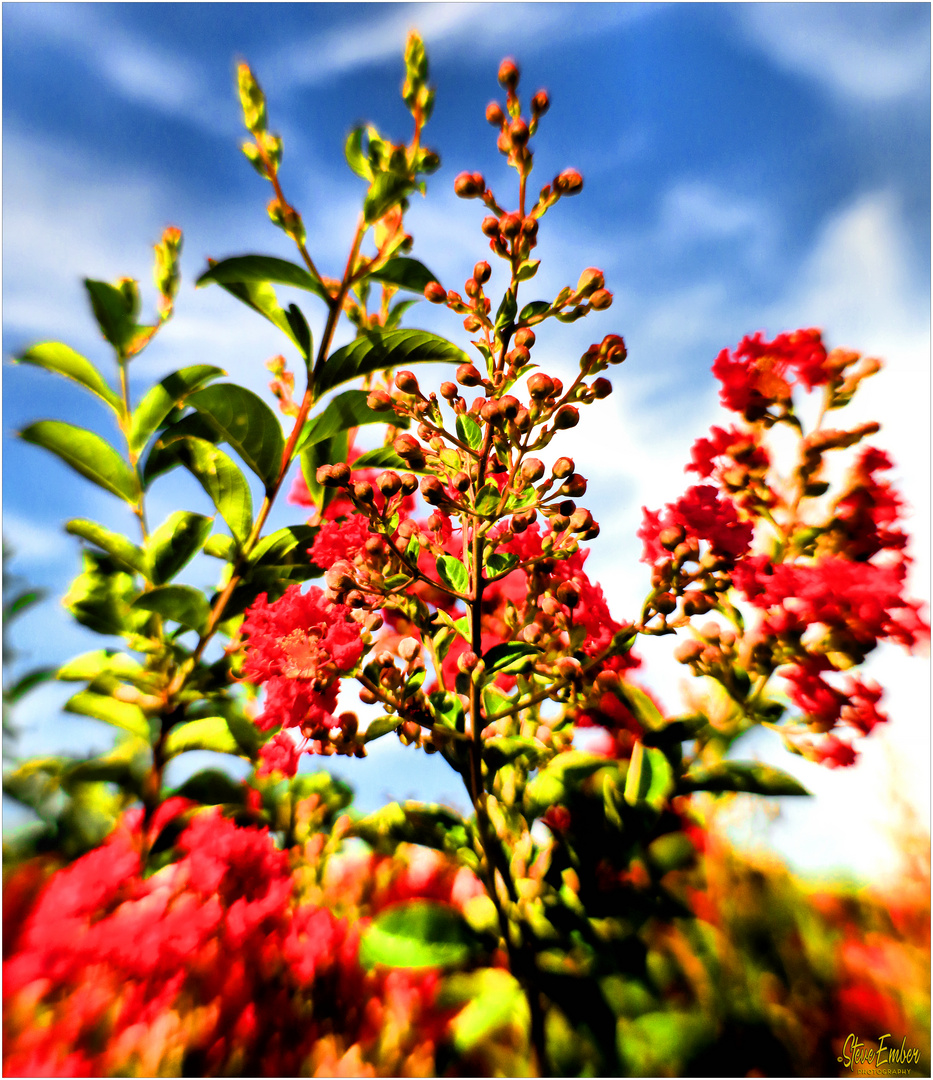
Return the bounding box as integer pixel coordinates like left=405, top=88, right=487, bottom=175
left=473, top=260, right=491, bottom=284
left=424, top=281, right=447, bottom=303
left=569, top=508, right=594, bottom=533
left=398, top=637, right=421, bottom=662
left=654, top=593, right=677, bottom=616
left=553, top=405, right=579, bottom=429
left=457, top=363, right=484, bottom=386
left=400, top=473, right=419, bottom=495
left=366, top=389, right=393, bottom=411
left=600, top=334, right=627, bottom=364
left=376, top=471, right=402, bottom=498
left=237, top=63, right=267, bottom=133
left=554, top=169, right=583, bottom=195
left=527, top=373, right=555, bottom=399
left=458, top=650, right=481, bottom=675
left=497, top=58, right=520, bottom=90
left=514, top=327, right=536, bottom=349
left=507, top=346, right=531, bottom=367
left=559, top=473, right=587, bottom=498
left=353, top=481, right=375, bottom=503
left=589, top=289, right=613, bottom=310
left=509, top=118, right=529, bottom=146
left=420, top=476, right=446, bottom=505
left=481, top=215, right=500, bottom=238
left=659, top=525, right=686, bottom=551
left=576, top=267, right=605, bottom=296
left=499, top=212, right=521, bottom=238
left=531, top=90, right=550, bottom=116
left=511, top=508, right=537, bottom=532
left=394, top=434, right=421, bottom=458
left=592, top=377, right=612, bottom=399
left=673, top=639, right=705, bottom=665
left=395, top=370, right=420, bottom=394
left=454, top=171, right=485, bottom=198
left=486, top=101, right=505, bottom=126
left=440, top=381, right=459, bottom=400
left=452, top=471, right=470, bottom=493
left=552, top=457, right=574, bottom=479
left=480, top=398, right=501, bottom=424
left=499, top=395, right=520, bottom=420
left=555, top=581, right=581, bottom=609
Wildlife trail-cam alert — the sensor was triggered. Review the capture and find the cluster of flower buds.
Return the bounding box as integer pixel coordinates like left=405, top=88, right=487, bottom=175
left=152, top=226, right=182, bottom=317
left=266, top=355, right=299, bottom=416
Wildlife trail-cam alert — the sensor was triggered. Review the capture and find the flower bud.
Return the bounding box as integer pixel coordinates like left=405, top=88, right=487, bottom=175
left=555, top=580, right=581, bottom=609
left=554, top=169, right=583, bottom=196
left=499, top=212, right=521, bottom=238
left=424, top=281, right=447, bottom=303
left=600, top=334, right=627, bottom=364
left=458, top=650, right=481, bottom=674
left=531, top=90, right=550, bottom=116
left=486, top=101, right=505, bottom=126
left=509, top=118, right=529, bottom=146
left=480, top=398, right=501, bottom=424
left=557, top=499, right=576, bottom=517
left=514, top=327, right=536, bottom=349
left=521, top=458, right=545, bottom=482
left=366, top=389, right=393, bottom=411
left=555, top=656, right=582, bottom=680
left=592, top=377, right=612, bottom=399
left=499, top=395, right=520, bottom=420
left=473, top=260, right=491, bottom=284
left=316, top=464, right=339, bottom=487
left=659, top=525, right=686, bottom=551
left=560, top=473, right=587, bottom=498
left=497, top=58, right=519, bottom=90
left=589, top=289, right=613, bottom=310
left=683, top=593, right=713, bottom=617
left=520, top=216, right=539, bottom=241
left=507, top=345, right=531, bottom=367
left=527, top=373, right=555, bottom=399
left=420, top=476, right=446, bottom=505
left=237, top=63, right=267, bottom=133
left=576, top=267, right=604, bottom=296
left=454, top=171, right=485, bottom=198
left=440, top=381, right=459, bottom=400
left=452, top=471, right=471, bottom=492
left=325, top=565, right=355, bottom=592
left=353, top=481, right=375, bottom=503
left=376, top=471, right=402, bottom=498
left=553, top=405, right=580, bottom=429
left=481, top=215, right=500, bottom=238
left=395, top=370, right=420, bottom=394
left=400, top=473, right=419, bottom=495
left=457, top=363, right=484, bottom=386
left=552, top=457, right=574, bottom=479
left=464, top=278, right=480, bottom=299
left=447, top=290, right=463, bottom=306
left=569, top=508, right=594, bottom=533
left=551, top=514, right=570, bottom=533
left=673, top=639, right=705, bottom=665
left=511, top=508, right=537, bottom=532
left=398, top=637, right=421, bottom=662
left=463, top=314, right=483, bottom=332
left=654, top=593, right=677, bottom=615
left=394, top=434, right=421, bottom=458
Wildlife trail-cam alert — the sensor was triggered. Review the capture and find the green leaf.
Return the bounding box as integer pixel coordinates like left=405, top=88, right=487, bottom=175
left=368, top=257, right=438, bottom=294
left=495, top=290, right=517, bottom=334
left=455, top=413, right=483, bottom=452
left=515, top=259, right=540, bottom=282
left=441, top=970, right=529, bottom=1054
left=294, top=389, right=403, bottom=455
left=351, top=801, right=473, bottom=859
left=195, top=265, right=308, bottom=347
left=66, top=519, right=147, bottom=576
left=164, top=716, right=240, bottom=759
left=482, top=641, right=538, bottom=676
left=151, top=436, right=253, bottom=544
left=84, top=279, right=137, bottom=353
left=351, top=446, right=408, bottom=471
left=428, top=690, right=466, bottom=732
left=518, top=300, right=550, bottom=325
left=363, top=172, right=414, bottom=224
left=317, top=329, right=469, bottom=398
left=132, top=585, right=210, bottom=634
left=57, top=649, right=145, bottom=684
left=484, top=735, right=549, bottom=774
left=680, top=761, right=811, bottom=797
left=146, top=511, right=213, bottom=585
left=20, top=420, right=136, bottom=503
left=617, top=683, right=666, bottom=731
left=203, top=534, right=236, bottom=559
left=474, top=483, right=501, bottom=516
left=359, top=900, right=478, bottom=970
left=186, top=384, right=285, bottom=487
left=362, top=715, right=400, bottom=743
left=16, top=342, right=121, bottom=411
left=65, top=690, right=150, bottom=740
left=285, top=304, right=313, bottom=365
left=436, top=554, right=468, bottom=595
left=248, top=525, right=317, bottom=567
left=6, top=667, right=55, bottom=703
left=196, top=254, right=328, bottom=302
left=345, top=126, right=372, bottom=179
left=524, top=751, right=606, bottom=819
left=4, top=588, right=45, bottom=619
left=623, top=742, right=675, bottom=811
left=62, top=552, right=149, bottom=638
left=175, top=768, right=245, bottom=806
left=486, top=552, right=518, bottom=577
left=129, top=364, right=225, bottom=454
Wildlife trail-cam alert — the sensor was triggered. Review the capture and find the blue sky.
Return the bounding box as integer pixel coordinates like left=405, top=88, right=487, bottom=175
left=3, top=3, right=930, bottom=879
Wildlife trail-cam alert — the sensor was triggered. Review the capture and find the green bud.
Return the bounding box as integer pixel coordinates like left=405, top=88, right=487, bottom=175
left=237, top=63, right=267, bottom=134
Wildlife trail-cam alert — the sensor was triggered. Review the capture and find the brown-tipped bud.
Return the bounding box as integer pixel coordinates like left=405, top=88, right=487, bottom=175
left=417, top=422, right=433, bottom=441
left=511, top=508, right=537, bottom=532
left=551, top=513, right=570, bottom=533
left=395, top=370, right=420, bottom=394
left=659, top=525, right=686, bottom=551
left=527, top=372, right=555, bottom=399
left=353, top=481, right=375, bottom=503
left=555, top=580, right=581, bottom=609
left=454, top=171, right=485, bottom=198
left=514, top=407, right=531, bottom=432
left=366, top=389, right=393, bottom=412
left=499, top=212, right=521, bottom=238
left=520, top=216, right=539, bottom=241
left=330, top=462, right=352, bottom=486
left=592, top=377, right=612, bottom=399
left=394, top=434, right=421, bottom=458
left=398, top=520, right=418, bottom=542
left=598, top=334, right=626, bottom=364
left=325, top=565, right=355, bottom=592
left=569, top=508, right=594, bottom=533
left=452, top=471, right=471, bottom=493
left=473, top=260, right=491, bottom=284
left=440, top=381, right=459, bottom=400
left=486, top=101, right=505, bottom=126
left=552, top=457, right=574, bottom=479
left=674, top=639, right=705, bottom=665
left=497, top=58, right=519, bottom=90
left=560, top=473, right=587, bottom=498
left=521, top=457, right=546, bottom=482
left=683, top=593, right=713, bottom=618
left=481, top=215, right=500, bottom=238
left=499, top=395, right=520, bottom=420
left=480, top=398, right=501, bottom=424
left=400, top=473, right=419, bottom=495
left=507, top=345, right=531, bottom=367
left=556, top=656, right=582, bottom=681
left=420, top=475, right=446, bottom=505
left=654, top=593, right=677, bottom=616
left=464, top=278, right=480, bottom=299
left=554, top=168, right=583, bottom=196
left=426, top=511, right=445, bottom=533
left=531, top=90, right=550, bottom=116
left=398, top=637, right=421, bottom=662
left=557, top=499, right=576, bottom=517
left=424, top=280, right=446, bottom=303
left=514, top=327, right=536, bottom=349
left=576, top=267, right=605, bottom=296
left=457, top=363, right=484, bottom=387
left=463, top=314, right=483, bottom=332
left=316, top=464, right=339, bottom=487
left=509, top=118, right=529, bottom=146
left=447, top=290, right=463, bottom=306
left=376, top=471, right=402, bottom=498
left=589, top=289, right=613, bottom=310
left=522, top=622, right=544, bottom=644
left=553, top=405, right=579, bottom=429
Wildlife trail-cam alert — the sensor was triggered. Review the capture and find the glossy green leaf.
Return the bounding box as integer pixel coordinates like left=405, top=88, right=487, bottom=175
left=164, top=716, right=239, bottom=759
left=474, top=483, right=501, bottom=516
left=359, top=900, right=478, bottom=970
left=484, top=735, right=549, bottom=774
left=351, top=446, right=408, bottom=471
left=623, top=742, right=675, bottom=811
left=248, top=525, right=317, bottom=567
left=617, top=682, right=666, bottom=731
left=84, top=279, right=137, bottom=353
left=196, top=254, right=328, bottom=302
left=62, top=552, right=149, bottom=638
left=362, top=715, right=400, bottom=743
left=66, top=519, right=147, bottom=576
left=442, top=970, right=529, bottom=1054
left=482, top=641, right=538, bottom=675
left=142, top=413, right=219, bottom=486
left=195, top=266, right=305, bottom=347
left=494, top=289, right=517, bottom=334
left=152, top=436, right=253, bottom=544
left=295, top=389, right=404, bottom=455
left=345, top=126, right=372, bottom=179
left=368, top=257, right=438, bottom=294
left=285, top=304, right=313, bottom=364
left=518, top=300, right=550, bottom=325
left=129, top=364, right=225, bottom=453
left=436, top=554, right=468, bottom=595
left=57, top=649, right=145, bottom=684
left=455, top=413, right=483, bottom=452
left=680, top=761, right=811, bottom=797
left=203, top=534, right=236, bottom=559
left=65, top=690, right=150, bottom=740
left=186, top=384, right=285, bottom=487
left=316, top=329, right=469, bottom=397
left=16, top=342, right=121, bottom=411
left=20, top=421, right=136, bottom=503
left=175, top=768, right=246, bottom=806
left=486, top=552, right=518, bottom=577
left=146, top=511, right=213, bottom=584
left=428, top=690, right=466, bottom=732
left=6, top=668, right=55, bottom=702
left=132, top=585, right=211, bottom=634
left=363, top=172, right=414, bottom=224
left=351, top=801, right=472, bottom=858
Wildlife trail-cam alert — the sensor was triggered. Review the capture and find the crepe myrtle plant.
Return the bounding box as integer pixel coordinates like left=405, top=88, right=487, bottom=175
left=7, top=33, right=927, bottom=1075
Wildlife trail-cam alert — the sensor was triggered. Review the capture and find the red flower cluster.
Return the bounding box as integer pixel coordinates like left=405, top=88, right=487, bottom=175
left=639, top=484, right=753, bottom=564
left=712, top=328, right=829, bottom=417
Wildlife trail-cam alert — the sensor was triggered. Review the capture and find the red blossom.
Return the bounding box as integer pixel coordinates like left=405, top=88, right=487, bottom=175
left=639, top=485, right=753, bottom=564
left=712, top=328, right=829, bottom=416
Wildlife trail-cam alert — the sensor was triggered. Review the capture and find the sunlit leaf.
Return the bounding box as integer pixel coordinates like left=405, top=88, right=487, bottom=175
left=186, top=384, right=285, bottom=487
left=21, top=421, right=136, bottom=503
left=129, top=364, right=225, bottom=453
left=16, top=342, right=122, bottom=411
left=316, top=329, right=469, bottom=397
left=66, top=519, right=148, bottom=577
left=359, top=900, right=478, bottom=970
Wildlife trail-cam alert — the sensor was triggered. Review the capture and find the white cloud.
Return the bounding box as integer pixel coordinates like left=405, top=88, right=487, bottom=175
left=2, top=513, right=71, bottom=567
left=737, top=4, right=930, bottom=104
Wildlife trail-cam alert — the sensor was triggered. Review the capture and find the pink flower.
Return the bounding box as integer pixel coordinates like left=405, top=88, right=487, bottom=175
left=639, top=485, right=753, bottom=564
